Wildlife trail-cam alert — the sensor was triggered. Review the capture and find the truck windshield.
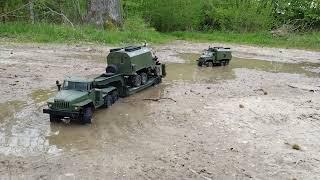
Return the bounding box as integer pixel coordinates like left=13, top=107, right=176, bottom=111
left=63, top=81, right=90, bottom=91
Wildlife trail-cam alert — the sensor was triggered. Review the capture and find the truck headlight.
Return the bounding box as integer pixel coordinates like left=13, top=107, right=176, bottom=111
left=74, top=106, right=80, bottom=111
left=48, top=104, right=53, bottom=108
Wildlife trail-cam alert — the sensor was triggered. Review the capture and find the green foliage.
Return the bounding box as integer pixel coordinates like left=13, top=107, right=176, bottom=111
left=0, top=22, right=172, bottom=44
left=1, top=22, right=319, bottom=50
left=273, top=0, right=320, bottom=31
left=201, top=0, right=274, bottom=32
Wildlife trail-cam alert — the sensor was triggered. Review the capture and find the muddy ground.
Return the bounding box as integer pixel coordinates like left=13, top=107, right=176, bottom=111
left=0, top=41, right=319, bottom=179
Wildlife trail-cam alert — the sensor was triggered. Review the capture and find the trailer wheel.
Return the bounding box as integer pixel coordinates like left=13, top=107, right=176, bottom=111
left=81, top=107, right=93, bottom=124
left=104, top=95, right=113, bottom=108
left=141, top=73, right=148, bottom=85
left=132, top=75, right=142, bottom=87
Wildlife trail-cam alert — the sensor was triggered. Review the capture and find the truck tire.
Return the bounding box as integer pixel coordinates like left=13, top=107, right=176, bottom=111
left=50, top=114, right=61, bottom=123
left=207, top=62, right=214, bottom=67
left=141, top=73, right=148, bottom=85
left=132, top=75, right=142, bottom=87
left=82, top=107, right=93, bottom=124
left=197, top=61, right=203, bottom=67
left=104, top=95, right=113, bottom=108
left=112, top=91, right=119, bottom=103
left=221, top=61, right=227, bottom=66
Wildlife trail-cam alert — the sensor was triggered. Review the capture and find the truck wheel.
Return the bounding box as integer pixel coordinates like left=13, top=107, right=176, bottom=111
left=221, top=61, right=227, bottom=66
left=112, top=91, right=119, bottom=103
left=197, top=61, right=203, bottom=67
left=49, top=114, right=56, bottom=122
left=50, top=115, right=61, bottom=123
left=132, top=75, right=142, bottom=87
left=141, top=73, right=148, bottom=85
left=82, top=107, right=93, bottom=124
left=104, top=95, right=113, bottom=108
left=207, top=62, right=213, bottom=67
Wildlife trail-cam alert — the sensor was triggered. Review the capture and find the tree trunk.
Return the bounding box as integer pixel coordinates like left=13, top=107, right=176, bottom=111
left=29, top=0, right=35, bottom=24
left=86, top=0, right=122, bottom=28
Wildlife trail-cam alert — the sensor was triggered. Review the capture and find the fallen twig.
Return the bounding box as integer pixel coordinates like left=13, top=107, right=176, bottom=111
left=143, top=97, right=177, bottom=102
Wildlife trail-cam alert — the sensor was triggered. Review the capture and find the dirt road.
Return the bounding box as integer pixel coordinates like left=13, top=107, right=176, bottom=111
left=0, top=41, right=319, bottom=179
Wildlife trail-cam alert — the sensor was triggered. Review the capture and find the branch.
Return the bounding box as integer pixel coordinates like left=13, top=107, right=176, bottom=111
left=45, top=6, right=74, bottom=27
left=0, top=2, right=30, bottom=17
left=143, top=97, right=177, bottom=103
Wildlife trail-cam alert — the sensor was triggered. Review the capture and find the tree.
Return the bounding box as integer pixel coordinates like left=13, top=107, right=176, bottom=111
left=86, top=0, right=122, bottom=28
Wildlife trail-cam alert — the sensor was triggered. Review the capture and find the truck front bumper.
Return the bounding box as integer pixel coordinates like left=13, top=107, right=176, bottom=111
left=43, top=109, right=81, bottom=118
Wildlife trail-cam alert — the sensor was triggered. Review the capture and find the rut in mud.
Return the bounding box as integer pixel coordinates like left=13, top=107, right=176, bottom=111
left=0, top=42, right=319, bottom=179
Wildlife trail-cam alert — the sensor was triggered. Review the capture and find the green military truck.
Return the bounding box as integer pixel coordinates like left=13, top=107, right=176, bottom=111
left=43, top=46, right=166, bottom=124
left=197, top=47, right=232, bottom=67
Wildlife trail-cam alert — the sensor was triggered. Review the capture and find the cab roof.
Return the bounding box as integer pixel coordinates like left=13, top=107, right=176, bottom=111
left=109, top=46, right=151, bottom=58
left=64, top=76, right=94, bottom=83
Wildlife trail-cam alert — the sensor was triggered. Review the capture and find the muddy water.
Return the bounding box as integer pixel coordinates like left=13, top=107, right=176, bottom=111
left=164, top=53, right=320, bottom=82
left=0, top=85, right=167, bottom=157
left=1, top=53, right=319, bottom=157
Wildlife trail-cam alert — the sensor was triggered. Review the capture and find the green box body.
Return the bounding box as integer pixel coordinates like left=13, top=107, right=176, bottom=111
left=107, top=47, right=156, bottom=75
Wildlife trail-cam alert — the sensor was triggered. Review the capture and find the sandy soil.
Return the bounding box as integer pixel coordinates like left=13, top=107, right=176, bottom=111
left=0, top=41, right=319, bottom=179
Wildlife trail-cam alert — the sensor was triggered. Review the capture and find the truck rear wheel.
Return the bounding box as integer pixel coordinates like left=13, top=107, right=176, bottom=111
left=207, top=62, right=213, bottom=67
left=141, top=73, right=148, bottom=85
left=81, top=107, right=93, bottom=124
left=221, top=61, right=227, bottom=66
left=132, top=75, right=142, bottom=87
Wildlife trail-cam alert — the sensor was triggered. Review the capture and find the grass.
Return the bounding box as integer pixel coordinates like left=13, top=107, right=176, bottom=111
left=0, top=22, right=320, bottom=50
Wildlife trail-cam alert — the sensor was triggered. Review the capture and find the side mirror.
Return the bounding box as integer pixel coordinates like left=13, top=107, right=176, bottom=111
left=56, top=80, right=61, bottom=91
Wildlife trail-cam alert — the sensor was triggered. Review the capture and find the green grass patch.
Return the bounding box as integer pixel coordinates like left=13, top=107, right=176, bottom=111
left=0, top=22, right=173, bottom=44
left=0, top=22, right=319, bottom=50
left=170, top=31, right=320, bottom=50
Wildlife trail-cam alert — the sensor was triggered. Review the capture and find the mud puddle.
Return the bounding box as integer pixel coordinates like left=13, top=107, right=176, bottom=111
left=164, top=53, right=320, bottom=82
left=0, top=84, right=167, bottom=156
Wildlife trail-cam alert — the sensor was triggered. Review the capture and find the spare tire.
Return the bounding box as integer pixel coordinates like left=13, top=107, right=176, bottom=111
left=106, top=64, right=118, bottom=74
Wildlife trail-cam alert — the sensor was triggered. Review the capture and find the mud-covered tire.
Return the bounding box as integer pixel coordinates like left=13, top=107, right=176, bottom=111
left=141, top=73, right=148, bottom=85
left=112, top=91, right=119, bottom=103
left=207, top=62, right=214, bottom=67
left=132, top=75, right=142, bottom=87
left=104, top=95, right=113, bottom=108
left=50, top=115, right=61, bottom=123
left=82, top=107, right=93, bottom=124
left=197, top=61, right=203, bottom=67
left=49, top=114, right=56, bottom=122
left=221, top=61, right=227, bottom=66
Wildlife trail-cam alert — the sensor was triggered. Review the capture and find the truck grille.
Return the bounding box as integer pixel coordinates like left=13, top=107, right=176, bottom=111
left=53, top=101, right=70, bottom=109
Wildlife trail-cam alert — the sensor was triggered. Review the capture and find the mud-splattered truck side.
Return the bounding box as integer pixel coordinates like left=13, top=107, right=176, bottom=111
left=43, top=46, right=166, bottom=124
